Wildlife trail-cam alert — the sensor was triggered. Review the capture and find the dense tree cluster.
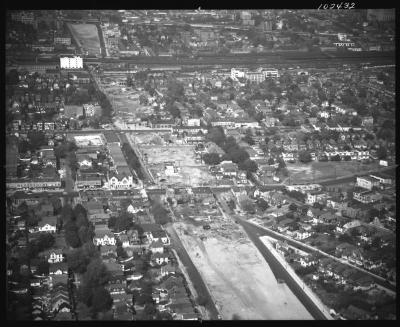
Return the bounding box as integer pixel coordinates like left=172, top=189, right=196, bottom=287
left=151, top=202, right=171, bottom=225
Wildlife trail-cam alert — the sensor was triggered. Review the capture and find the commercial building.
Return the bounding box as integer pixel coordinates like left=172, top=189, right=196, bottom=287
left=60, top=56, right=83, bottom=69
left=54, top=37, right=72, bottom=46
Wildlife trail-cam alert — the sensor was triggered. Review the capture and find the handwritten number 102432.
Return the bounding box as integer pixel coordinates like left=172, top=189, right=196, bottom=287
left=318, top=3, right=355, bottom=9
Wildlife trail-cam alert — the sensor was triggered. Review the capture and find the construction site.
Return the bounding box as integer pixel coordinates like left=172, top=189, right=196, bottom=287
left=128, top=132, right=215, bottom=187
left=171, top=200, right=313, bottom=320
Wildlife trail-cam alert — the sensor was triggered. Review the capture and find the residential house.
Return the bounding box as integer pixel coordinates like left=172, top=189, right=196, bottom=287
left=151, top=252, right=170, bottom=266
left=37, top=216, right=57, bottom=233
left=39, top=248, right=64, bottom=264
left=49, top=262, right=68, bottom=275
left=94, top=229, right=116, bottom=246
left=148, top=230, right=170, bottom=245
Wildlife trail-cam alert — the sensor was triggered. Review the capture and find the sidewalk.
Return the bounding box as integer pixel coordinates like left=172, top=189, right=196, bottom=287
left=260, top=236, right=333, bottom=320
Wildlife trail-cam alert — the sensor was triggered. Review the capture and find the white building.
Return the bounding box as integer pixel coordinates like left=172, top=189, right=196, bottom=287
left=60, top=56, right=83, bottom=69
left=356, top=176, right=380, bottom=190
left=54, top=37, right=72, bottom=45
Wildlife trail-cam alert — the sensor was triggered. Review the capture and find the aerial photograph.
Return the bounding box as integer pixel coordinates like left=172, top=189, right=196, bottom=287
left=5, top=9, right=396, bottom=321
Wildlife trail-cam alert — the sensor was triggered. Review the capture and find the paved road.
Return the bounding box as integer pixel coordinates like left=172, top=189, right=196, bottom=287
left=165, top=224, right=220, bottom=320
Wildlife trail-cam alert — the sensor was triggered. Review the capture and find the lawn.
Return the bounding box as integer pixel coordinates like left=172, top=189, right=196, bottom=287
left=286, top=161, right=380, bottom=184
left=69, top=23, right=101, bottom=56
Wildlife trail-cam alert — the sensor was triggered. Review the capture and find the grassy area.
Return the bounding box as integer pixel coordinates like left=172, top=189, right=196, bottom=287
left=69, top=23, right=101, bottom=56
left=286, top=161, right=380, bottom=184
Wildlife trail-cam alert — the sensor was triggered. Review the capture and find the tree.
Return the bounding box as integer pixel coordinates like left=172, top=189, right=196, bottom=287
left=298, top=150, right=312, bottom=163
left=36, top=233, right=55, bottom=252
left=166, top=79, right=185, bottom=101
left=91, top=287, right=113, bottom=314
left=240, top=197, right=255, bottom=214
left=376, top=146, right=387, bottom=160
left=83, top=258, right=111, bottom=288
left=61, top=204, right=75, bottom=223
left=350, top=115, right=362, bottom=127
left=7, top=69, right=20, bottom=85
left=50, top=196, right=62, bottom=215
left=256, top=198, right=269, bottom=211
left=76, top=302, right=92, bottom=320
left=67, top=248, right=91, bottom=274
left=238, top=159, right=258, bottom=173
left=151, top=202, right=171, bottom=225
left=114, top=212, right=134, bottom=232
left=242, top=129, right=255, bottom=145
left=108, top=216, right=117, bottom=229
left=202, top=153, right=222, bottom=165
left=65, top=221, right=81, bottom=248
left=206, top=126, right=226, bottom=147
left=225, top=148, right=249, bottom=164
left=289, top=203, right=298, bottom=211
left=27, top=131, right=47, bottom=151
left=330, top=154, right=341, bottom=161
left=36, top=260, right=50, bottom=276
left=78, top=225, right=95, bottom=244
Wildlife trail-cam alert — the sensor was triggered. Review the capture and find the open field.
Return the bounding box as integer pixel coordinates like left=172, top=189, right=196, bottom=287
left=285, top=161, right=380, bottom=184
left=68, top=24, right=101, bottom=56
left=174, top=221, right=313, bottom=320
left=141, top=145, right=199, bottom=166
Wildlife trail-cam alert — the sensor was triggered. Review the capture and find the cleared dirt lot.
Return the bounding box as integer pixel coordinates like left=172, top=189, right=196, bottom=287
left=174, top=221, right=313, bottom=320
left=139, top=145, right=215, bottom=186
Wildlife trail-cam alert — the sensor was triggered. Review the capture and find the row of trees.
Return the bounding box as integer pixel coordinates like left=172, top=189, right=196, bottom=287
left=58, top=201, right=114, bottom=319
left=61, top=204, right=95, bottom=249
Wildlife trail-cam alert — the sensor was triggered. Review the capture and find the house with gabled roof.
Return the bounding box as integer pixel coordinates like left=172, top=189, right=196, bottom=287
left=37, top=216, right=57, bottom=233
left=94, top=229, right=116, bottom=246
left=149, top=240, right=164, bottom=254
left=107, top=168, right=134, bottom=190
left=39, top=248, right=64, bottom=264
left=49, top=262, right=68, bottom=275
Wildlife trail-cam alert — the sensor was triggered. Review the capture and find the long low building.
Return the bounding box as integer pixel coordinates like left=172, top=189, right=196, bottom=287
left=6, top=176, right=62, bottom=191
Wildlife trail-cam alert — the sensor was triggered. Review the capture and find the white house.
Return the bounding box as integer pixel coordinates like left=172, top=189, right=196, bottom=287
left=49, top=263, right=68, bottom=275
left=149, top=230, right=170, bottom=245
left=42, top=249, right=64, bottom=264
left=149, top=240, right=164, bottom=254
left=94, top=231, right=116, bottom=246
left=107, top=170, right=134, bottom=190
left=151, top=253, right=169, bottom=266
left=37, top=217, right=57, bottom=233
